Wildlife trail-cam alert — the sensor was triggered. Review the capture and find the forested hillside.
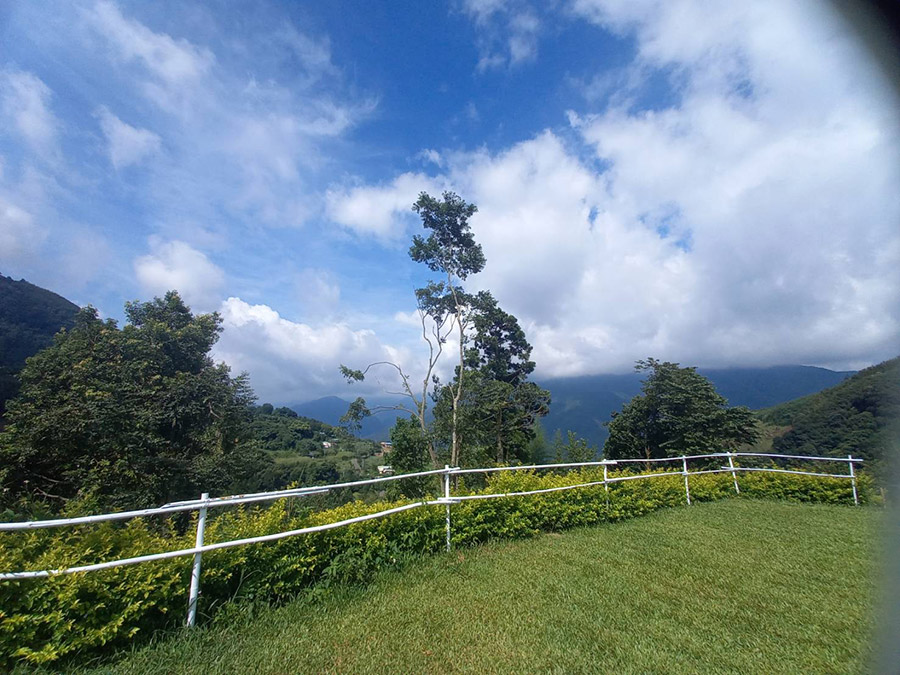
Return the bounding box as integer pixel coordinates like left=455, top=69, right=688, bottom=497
left=0, top=275, right=79, bottom=419
left=246, top=404, right=386, bottom=494
left=757, top=357, right=899, bottom=478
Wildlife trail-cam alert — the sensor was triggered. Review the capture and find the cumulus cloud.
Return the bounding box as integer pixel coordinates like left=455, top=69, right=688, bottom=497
left=134, top=239, right=225, bottom=311
left=214, top=297, right=413, bottom=403
left=330, top=1, right=899, bottom=377
left=326, top=172, right=443, bottom=239
left=0, top=69, right=59, bottom=157
left=96, top=106, right=161, bottom=169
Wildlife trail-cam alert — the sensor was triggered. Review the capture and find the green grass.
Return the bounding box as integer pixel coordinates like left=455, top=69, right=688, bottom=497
left=82, top=500, right=880, bottom=674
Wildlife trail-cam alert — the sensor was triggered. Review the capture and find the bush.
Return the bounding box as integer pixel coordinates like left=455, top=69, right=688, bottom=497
left=0, top=468, right=875, bottom=669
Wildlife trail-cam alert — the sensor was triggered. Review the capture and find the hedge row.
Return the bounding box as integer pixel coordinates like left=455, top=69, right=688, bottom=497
left=0, top=468, right=874, bottom=668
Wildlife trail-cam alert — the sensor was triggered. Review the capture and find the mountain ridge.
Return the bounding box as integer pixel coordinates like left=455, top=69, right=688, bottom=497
left=292, top=364, right=856, bottom=445
left=0, top=274, right=80, bottom=419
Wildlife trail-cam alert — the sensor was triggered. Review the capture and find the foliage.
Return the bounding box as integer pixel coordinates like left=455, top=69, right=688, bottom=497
left=757, top=356, right=900, bottom=480
left=0, top=467, right=873, bottom=669
left=0, top=293, right=266, bottom=514
left=409, top=191, right=485, bottom=280
left=249, top=404, right=348, bottom=454
left=605, top=358, right=760, bottom=460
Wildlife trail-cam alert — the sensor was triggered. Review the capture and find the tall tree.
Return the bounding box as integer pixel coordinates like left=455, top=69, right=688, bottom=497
left=604, top=358, right=760, bottom=460
left=341, top=191, right=485, bottom=468
left=433, top=292, right=550, bottom=465
left=0, top=292, right=266, bottom=513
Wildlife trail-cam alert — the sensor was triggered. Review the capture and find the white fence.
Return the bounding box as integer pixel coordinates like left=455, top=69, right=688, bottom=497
left=0, top=451, right=862, bottom=626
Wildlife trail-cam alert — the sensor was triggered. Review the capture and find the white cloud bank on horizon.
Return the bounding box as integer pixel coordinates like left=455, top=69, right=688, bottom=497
left=214, top=297, right=415, bottom=405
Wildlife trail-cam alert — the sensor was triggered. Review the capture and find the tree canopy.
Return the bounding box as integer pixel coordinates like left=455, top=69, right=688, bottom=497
left=604, top=358, right=759, bottom=460
left=0, top=292, right=266, bottom=513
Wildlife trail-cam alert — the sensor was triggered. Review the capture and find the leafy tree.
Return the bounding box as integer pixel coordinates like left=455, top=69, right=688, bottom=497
left=562, top=431, right=598, bottom=463
left=523, top=422, right=548, bottom=464
left=341, top=191, right=486, bottom=468
left=0, top=292, right=267, bottom=513
left=604, top=358, right=760, bottom=460
left=433, top=291, right=550, bottom=465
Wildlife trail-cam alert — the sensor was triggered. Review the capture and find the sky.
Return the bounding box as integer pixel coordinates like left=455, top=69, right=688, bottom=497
left=1, top=0, right=898, bottom=405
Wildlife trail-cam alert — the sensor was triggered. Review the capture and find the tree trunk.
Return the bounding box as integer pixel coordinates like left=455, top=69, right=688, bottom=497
left=495, top=410, right=503, bottom=464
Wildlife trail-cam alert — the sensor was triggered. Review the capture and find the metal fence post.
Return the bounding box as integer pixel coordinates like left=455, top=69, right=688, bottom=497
left=682, top=456, right=691, bottom=506
left=443, top=465, right=452, bottom=552
left=848, top=455, right=859, bottom=506
left=727, top=452, right=740, bottom=494
left=603, top=463, right=610, bottom=511
left=186, top=492, right=208, bottom=627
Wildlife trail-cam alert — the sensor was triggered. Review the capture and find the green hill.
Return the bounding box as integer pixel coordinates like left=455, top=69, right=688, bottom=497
left=244, top=404, right=386, bottom=493
left=757, top=357, right=900, bottom=477
left=0, top=274, right=80, bottom=419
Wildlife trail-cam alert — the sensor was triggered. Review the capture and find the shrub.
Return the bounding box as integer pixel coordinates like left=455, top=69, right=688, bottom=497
left=0, top=468, right=875, bottom=669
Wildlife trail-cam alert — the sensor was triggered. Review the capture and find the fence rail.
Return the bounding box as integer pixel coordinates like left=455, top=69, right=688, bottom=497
left=0, top=451, right=862, bottom=626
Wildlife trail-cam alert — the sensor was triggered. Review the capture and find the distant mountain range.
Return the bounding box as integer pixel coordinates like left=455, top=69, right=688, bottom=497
left=293, top=365, right=855, bottom=446
left=537, top=365, right=854, bottom=448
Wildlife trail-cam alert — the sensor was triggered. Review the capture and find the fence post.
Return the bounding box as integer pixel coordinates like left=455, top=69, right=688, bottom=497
left=727, top=452, right=740, bottom=494
left=848, top=455, right=858, bottom=506
left=603, top=463, right=609, bottom=503
left=443, top=465, right=452, bottom=552
left=682, top=456, right=691, bottom=506
left=186, top=493, right=208, bottom=628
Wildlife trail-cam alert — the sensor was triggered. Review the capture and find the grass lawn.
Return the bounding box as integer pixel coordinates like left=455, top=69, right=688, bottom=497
left=82, top=500, right=880, bottom=674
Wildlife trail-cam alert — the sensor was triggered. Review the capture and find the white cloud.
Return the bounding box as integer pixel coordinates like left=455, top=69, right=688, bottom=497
left=214, top=297, right=412, bottom=403
left=0, top=69, right=59, bottom=157
left=463, top=0, right=541, bottom=71
left=82, top=1, right=374, bottom=228
left=296, top=268, right=341, bottom=317
left=334, top=0, right=899, bottom=375
left=326, top=172, right=443, bottom=239
left=0, top=197, right=46, bottom=266
left=96, top=106, right=161, bottom=169
left=84, top=0, right=213, bottom=112
left=418, top=148, right=444, bottom=167
left=134, top=239, right=225, bottom=311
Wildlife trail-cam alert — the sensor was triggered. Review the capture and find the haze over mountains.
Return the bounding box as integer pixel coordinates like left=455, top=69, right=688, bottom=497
left=293, top=365, right=854, bottom=446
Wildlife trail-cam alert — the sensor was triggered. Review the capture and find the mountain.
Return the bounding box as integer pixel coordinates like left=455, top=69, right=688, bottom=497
left=293, top=364, right=855, bottom=446
left=537, top=365, right=854, bottom=448
left=757, top=357, right=899, bottom=479
left=0, top=275, right=80, bottom=418
left=291, top=395, right=405, bottom=441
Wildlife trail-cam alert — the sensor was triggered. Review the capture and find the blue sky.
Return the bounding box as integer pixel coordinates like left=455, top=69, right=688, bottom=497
left=1, top=0, right=898, bottom=405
